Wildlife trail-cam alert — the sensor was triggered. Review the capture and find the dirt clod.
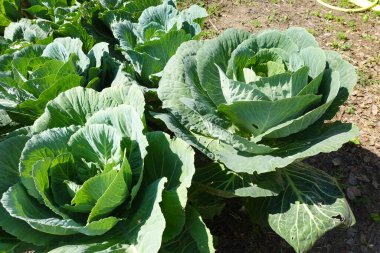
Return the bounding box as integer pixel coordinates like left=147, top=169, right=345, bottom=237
left=372, top=105, right=378, bottom=116
left=332, top=157, right=343, bottom=166
left=346, top=186, right=362, bottom=200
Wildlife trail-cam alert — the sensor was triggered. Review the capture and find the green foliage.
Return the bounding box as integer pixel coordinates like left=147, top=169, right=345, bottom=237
left=0, top=38, right=118, bottom=134
left=157, top=28, right=358, bottom=252
left=0, top=0, right=359, bottom=252
left=110, top=1, right=207, bottom=86
left=0, top=85, right=214, bottom=252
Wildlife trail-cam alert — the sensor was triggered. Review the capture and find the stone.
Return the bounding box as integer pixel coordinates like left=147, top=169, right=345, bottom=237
left=348, top=172, right=358, bottom=185
left=332, top=157, right=342, bottom=166
left=346, top=186, right=361, bottom=200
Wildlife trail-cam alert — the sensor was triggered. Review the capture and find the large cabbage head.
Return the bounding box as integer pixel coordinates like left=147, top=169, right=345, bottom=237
left=0, top=85, right=213, bottom=252
left=157, top=28, right=359, bottom=174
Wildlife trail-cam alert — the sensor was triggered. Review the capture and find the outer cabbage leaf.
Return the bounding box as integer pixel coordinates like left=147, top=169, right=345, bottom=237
left=160, top=206, right=215, bottom=253
left=193, top=163, right=285, bottom=198
left=42, top=37, right=90, bottom=73
left=33, top=84, right=145, bottom=132
left=48, top=178, right=168, bottom=253
left=246, top=162, right=355, bottom=253
left=99, top=0, right=177, bottom=26
left=4, top=18, right=52, bottom=43
left=144, top=131, right=195, bottom=241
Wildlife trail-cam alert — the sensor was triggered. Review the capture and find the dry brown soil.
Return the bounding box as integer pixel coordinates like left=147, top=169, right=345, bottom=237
left=180, top=0, right=380, bottom=252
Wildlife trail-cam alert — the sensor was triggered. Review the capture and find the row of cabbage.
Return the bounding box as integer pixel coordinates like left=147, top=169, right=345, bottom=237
left=0, top=1, right=358, bottom=253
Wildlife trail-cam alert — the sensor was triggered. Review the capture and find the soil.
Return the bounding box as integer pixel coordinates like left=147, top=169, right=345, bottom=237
left=180, top=0, right=380, bottom=252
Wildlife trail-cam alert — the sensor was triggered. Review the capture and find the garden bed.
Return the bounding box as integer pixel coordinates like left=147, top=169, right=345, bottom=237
left=0, top=0, right=379, bottom=252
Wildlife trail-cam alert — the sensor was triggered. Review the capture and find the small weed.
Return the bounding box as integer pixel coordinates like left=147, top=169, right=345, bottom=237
left=311, top=10, right=321, bottom=17
left=207, top=3, right=222, bottom=17
left=234, top=0, right=255, bottom=5
left=325, top=24, right=334, bottom=32
left=340, top=42, right=351, bottom=51
left=361, top=32, right=377, bottom=41
left=268, top=11, right=277, bottom=23
left=357, top=70, right=380, bottom=87
left=332, top=34, right=351, bottom=51
left=350, top=137, right=361, bottom=145
left=362, top=14, right=370, bottom=22
left=279, top=15, right=290, bottom=23
left=331, top=40, right=340, bottom=49
left=337, top=0, right=353, bottom=8
left=177, top=0, right=206, bottom=9
left=200, top=29, right=218, bottom=39
left=372, top=52, right=380, bottom=64
left=324, top=12, right=335, bottom=21
left=347, top=20, right=356, bottom=30
left=251, top=19, right=261, bottom=28
left=335, top=16, right=345, bottom=23
left=337, top=32, right=348, bottom=41
left=370, top=213, right=380, bottom=223
left=346, top=105, right=356, bottom=115
left=306, top=28, right=318, bottom=36
left=319, top=11, right=347, bottom=23
left=358, top=70, right=369, bottom=86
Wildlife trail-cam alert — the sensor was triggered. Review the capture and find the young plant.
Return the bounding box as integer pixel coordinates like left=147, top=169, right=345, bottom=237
left=157, top=27, right=358, bottom=252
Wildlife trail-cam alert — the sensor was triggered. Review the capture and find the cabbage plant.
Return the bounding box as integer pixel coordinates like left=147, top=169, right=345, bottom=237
left=9, top=0, right=77, bottom=21
left=111, top=1, right=207, bottom=86
left=98, top=0, right=175, bottom=21
left=0, top=18, right=52, bottom=58
left=0, top=37, right=118, bottom=134
left=157, top=28, right=358, bottom=252
left=0, top=85, right=214, bottom=252
left=3, top=18, right=52, bottom=44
